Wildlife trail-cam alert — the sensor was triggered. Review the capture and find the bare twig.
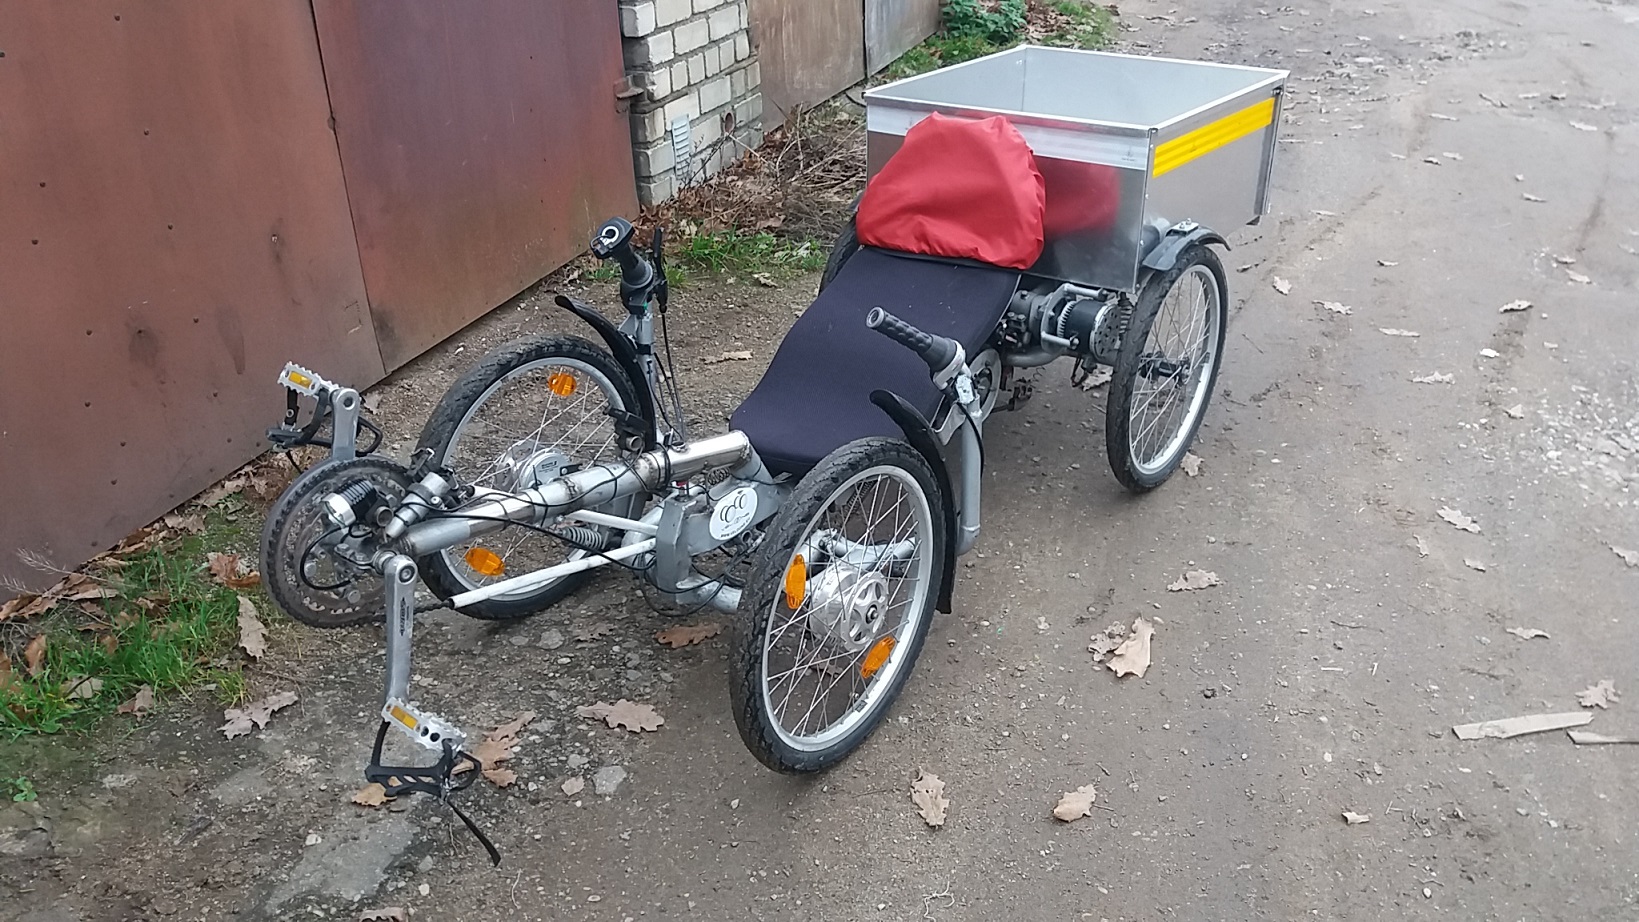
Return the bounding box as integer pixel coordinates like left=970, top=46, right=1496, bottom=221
left=922, top=877, right=955, bottom=921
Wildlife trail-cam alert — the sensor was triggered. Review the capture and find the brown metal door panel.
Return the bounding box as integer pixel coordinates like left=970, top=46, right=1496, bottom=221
left=865, top=0, right=940, bottom=74
left=311, top=1, right=639, bottom=370
left=0, top=1, right=382, bottom=593
left=750, top=0, right=866, bottom=120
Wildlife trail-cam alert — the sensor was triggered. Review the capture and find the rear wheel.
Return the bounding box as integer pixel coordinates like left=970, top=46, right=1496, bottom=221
left=730, top=438, right=947, bottom=773
left=818, top=214, right=859, bottom=293
left=416, top=335, right=640, bottom=620
left=1105, top=244, right=1228, bottom=491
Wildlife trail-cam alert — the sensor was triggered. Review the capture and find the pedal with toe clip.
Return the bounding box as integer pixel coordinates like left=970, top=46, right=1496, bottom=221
left=367, top=700, right=502, bottom=866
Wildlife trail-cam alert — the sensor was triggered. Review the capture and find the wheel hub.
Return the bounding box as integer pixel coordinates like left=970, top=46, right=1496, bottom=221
left=804, top=565, right=890, bottom=652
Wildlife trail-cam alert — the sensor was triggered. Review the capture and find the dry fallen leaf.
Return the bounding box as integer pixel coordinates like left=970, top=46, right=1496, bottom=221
left=358, top=909, right=407, bottom=922
left=561, top=777, right=585, bottom=796
left=1503, top=404, right=1526, bottom=419
left=1422, top=156, right=1443, bottom=166
left=117, top=684, right=155, bottom=716
left=1313, top=300, right=1353, bottom=315
left=1378, top=328, right=1420, bottom=337
left=1272, top=277, right=1292, bottom=295
left=1553, top=254, right=1577, bottom=265
left=1077, top=365, right=1113, bottom=391
left=1499, top=299, right=1532, bottom=313
left=162, top=512, right=206, bottom=534
left=237, top=596, right=267, bottom=660
left=463, top=711, right=537, bottom=786
left=1569, top=120, right=1598, bottom=131
left=703, top=350, right=753, bottom=364
left=1167, top=569, right=1221, bottom=591
left=1053, top=784, right=1099, bottom=822
left=207, top=552, right=261, bottom=589
left=1437, top=507, right=1481, bottom=534
left=751, top=272, right=779, bottom=288
left=1506, top=627, right=1551, bottom=641
left=910, top=771, right=949, bottom=827
left=23, top=634, right=48, bottom=676
left=576, top=699, right=664, bottom=733
left=1464, top=558, right=1487, bottom=572
left=1107, top=617, right=1156, bottom=679
left=62, top=676, right=104, bottom=700
left=1411, top=372, right=1454, bottom=384
left=1410, top=535, right=1430, bottom=558
left=1613, top=546, right=1639, bottom=568
left=352, top=783, right=391, bottom=807
left=1342, top=811, right=1372, bottom=825
left=1430, top=113, right=1458, bottom=121
left=197, top=475, right=248, bottom=507
left=1441, top=151, right=1463, bottom=161
left=1577, top=679, right=1619, bottom=709
left=1180, top=452, right=1202, bottom=477
left=1522, top=193, right=1545, bottom=203
left=655, top=622, right=723, bottom=649
left=1377, top=259, right=1399, bottom=267
left=1479, top=348, right=1499, bottom=358
left=1566, top=270, right=1591, bottom=285
left=220, top=689, right=299, bottom=739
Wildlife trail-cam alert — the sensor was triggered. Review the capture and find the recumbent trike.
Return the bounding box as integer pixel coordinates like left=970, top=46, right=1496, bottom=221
left=257, top=47, right=1285, bottom=854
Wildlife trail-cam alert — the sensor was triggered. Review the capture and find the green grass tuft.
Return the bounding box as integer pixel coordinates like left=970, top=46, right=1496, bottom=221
left=674, top=229, right=826, bottom=277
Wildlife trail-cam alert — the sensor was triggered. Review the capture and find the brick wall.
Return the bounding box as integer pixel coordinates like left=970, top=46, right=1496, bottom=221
left=621, top=0, right=763, bottom=204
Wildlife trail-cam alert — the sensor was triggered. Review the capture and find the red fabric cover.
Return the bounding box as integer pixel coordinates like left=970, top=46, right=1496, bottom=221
left=1038, top=158, right=1122, bottom=238
left=856, top=114, right=1046, bottom=270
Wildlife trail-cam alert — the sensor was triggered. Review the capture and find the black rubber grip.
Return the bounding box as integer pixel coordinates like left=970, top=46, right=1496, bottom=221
left=591, top=217, right=652, bottom=292
left=865, top=307, right=959, bottom=375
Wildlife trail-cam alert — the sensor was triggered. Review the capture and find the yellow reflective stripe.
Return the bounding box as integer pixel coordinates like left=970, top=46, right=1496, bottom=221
left=1152, top=97, right=1276, bottom=177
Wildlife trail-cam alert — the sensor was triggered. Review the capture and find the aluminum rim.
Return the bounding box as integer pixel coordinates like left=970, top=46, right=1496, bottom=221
left=760, top=464, right=934, bottom=752
left=1128, top=264, right=1221, bottom=476
left=438, top=356, right=625, bottom=598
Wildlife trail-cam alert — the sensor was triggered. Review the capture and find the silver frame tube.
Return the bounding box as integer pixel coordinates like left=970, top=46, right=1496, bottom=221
left=446, top=538, right=656, bottom=608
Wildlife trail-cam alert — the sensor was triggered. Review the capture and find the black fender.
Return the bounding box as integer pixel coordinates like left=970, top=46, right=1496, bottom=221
left=869, top=390, right=957, bottom=614
left=1142, top=223, right=1228, bottom=273
left=554, top=294, right=658, bottom=450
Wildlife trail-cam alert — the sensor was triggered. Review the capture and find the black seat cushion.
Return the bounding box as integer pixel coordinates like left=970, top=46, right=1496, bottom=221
left=731, top=247, right=1019, bottom=476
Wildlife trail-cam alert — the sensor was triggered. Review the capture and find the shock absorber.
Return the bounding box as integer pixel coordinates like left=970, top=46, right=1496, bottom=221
left=548, top=524, right=608, bottom=551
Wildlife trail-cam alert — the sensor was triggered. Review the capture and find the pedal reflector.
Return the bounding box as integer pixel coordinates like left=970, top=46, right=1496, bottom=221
left=784, top=554, right=807, bottom=609
left=387, top=704, right=419, bottom=731
left=547, top=371, right=578, bottom=397
left=464, top=547, right=506, bottom=577
left=861, top=636, right=896, bottom=680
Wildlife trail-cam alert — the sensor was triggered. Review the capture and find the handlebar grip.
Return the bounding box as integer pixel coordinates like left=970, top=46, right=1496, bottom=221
left=591, top=217, right=653, bottom=292
left=865, top=307, right=959, bottom=375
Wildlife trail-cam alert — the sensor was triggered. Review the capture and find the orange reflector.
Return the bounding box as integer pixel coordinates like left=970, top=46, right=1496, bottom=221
left=464, top=547, right=506, bottom=577
left=861, top=636, right=896, bottom=680
left=546, top=371, right=578, bottom=397
left=784, top=554, right=807, bottom=609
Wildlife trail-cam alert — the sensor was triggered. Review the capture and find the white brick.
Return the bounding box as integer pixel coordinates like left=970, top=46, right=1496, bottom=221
left=708, top=6, right=740, bottom=41
left=704, top=44, right=722, bottom=77
left=629, top=30, right=674, bottom=66
left=693, top=113, right=723, bottom=148
left=698, top=74, right=731, bottom=112
left=620, top=1, right=657, bottom=37
left=734, top=32, right=750, bottom=62
left=670, top=61, right=689, bottom=90
left=655, top=0, right=692, bottom=26
left=637, top=172, right=676, bottom=205
left=674, top=17, right=710, bottom=53
left=633, top=139, right=675, bottom=177
left=746, top=60, right=760, bottom=89
left=662, top=90, right=699, bottom=126
left=647, top=66, right=672, bottom=100
left=730, top=68, right=745, bottom=98
left=632, top=108, right=667, bottom=144
left=686, top=53, right=705, bottom=85
left=693, top=0, right=727, bottom=12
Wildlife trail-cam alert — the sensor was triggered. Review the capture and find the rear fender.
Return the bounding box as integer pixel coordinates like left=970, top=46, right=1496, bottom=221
left=1141, top=222, right=1228, bottom=274
left=869, top=390, right=957, bottom=614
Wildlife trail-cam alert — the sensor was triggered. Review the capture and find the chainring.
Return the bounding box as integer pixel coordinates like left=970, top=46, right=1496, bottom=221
left=260, top=456, right=412, bottom=628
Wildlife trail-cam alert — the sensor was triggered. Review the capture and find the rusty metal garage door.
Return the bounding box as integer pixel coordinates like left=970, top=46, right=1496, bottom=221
left=310, top=1, right=639, bottom=371
left=751, top=0, right=867, bottom=121
left=866, top=0, right=940, bottom=74
left=0, top=1, right=383, bottom=594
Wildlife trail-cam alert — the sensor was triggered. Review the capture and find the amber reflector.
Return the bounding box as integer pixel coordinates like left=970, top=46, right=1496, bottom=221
left=783, top=554, right=807, bottom=609
left=463, top=547, right=506, bottom=577
left=547, top=371, right=577, bottom=397
left=861, top=636, right=896, bottom=679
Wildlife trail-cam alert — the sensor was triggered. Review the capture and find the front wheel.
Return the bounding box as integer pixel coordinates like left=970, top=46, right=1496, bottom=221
left=416, top=335, right=640, bottom=620
left=729, top=438, right=948, bottom=773
left=1105, top=243, right=1228, bottom=492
